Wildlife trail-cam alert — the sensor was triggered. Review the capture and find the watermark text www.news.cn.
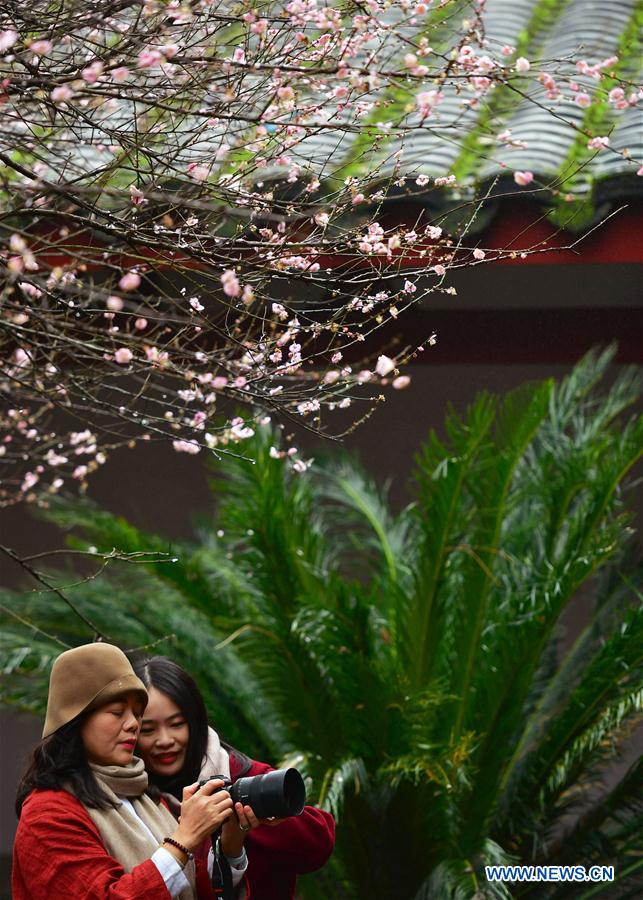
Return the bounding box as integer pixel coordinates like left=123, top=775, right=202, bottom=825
left=485, top=865, right=614, bottom=884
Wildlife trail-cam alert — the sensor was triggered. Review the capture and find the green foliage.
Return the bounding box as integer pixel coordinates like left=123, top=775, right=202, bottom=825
left=1, top=348, right=642, bottom=898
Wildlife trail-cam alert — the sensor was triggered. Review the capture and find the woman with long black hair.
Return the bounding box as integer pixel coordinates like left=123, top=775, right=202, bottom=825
left=133, top=655, right=336, bottom=900
left=13, top=643, right=245, bottom=899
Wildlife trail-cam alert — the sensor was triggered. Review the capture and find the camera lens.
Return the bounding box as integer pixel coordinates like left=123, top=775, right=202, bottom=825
left=231, top=768, right=306, bottom=819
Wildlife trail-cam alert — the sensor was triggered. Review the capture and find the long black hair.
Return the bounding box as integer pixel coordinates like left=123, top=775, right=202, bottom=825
left=133, top=656, right=211, bottom=800
left=15, top=715, right=118, bottom=817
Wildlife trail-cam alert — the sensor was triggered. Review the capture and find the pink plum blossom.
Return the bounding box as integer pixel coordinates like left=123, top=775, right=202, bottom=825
left=473, top=248, right=486, bottom=260
left=119, top=272, right=141, bottom=291
left=45, top=449, right=68, bottom=466
left=112, top=67, right=130, bottom=83
left=14, top=348, right=32, bottom=367
left=514, top=171, right=534, bottom=186
left=230, top=418, right=254, bottom=439
left=159, top=44, right=179, bottom=59
left=392, top=375, right=411, bottom=389
left=587, top=136, right=609, bottom=150
left=114, top=348, right=133, bottom=364
left=138, top=48, right=163, bottom=68
left=375, top=355, right=395, bottom=377
left=0, top=31, right=18, bottom=53
left=173, top=440, right=201, bottom=454
left=51, top=85, right=74, bottom=103
left=434, top=175, right=456, bottom=187
left=29, top=39, right=53, bottom=56
left=221, top=270, right=241, bottom=297
left=416, top=90, right=443, bottom=116
left=515, top=57, right=530, bottom=73
left=187, top=163, right=209, bottom=181
left=82, top=61, right=104, bottom=83
left=129, top=186, right=145, bottom=205
left=19, top=282, right=42, bottom=299
left=21, top=472, right=40, bottom=492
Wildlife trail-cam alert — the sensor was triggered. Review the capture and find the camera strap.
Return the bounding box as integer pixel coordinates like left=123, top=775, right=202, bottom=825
left=211, top=832, right=235, bottom=900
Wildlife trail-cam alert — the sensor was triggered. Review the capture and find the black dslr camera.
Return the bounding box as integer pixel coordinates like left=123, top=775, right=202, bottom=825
left=198, top=767, right=306, bottom=819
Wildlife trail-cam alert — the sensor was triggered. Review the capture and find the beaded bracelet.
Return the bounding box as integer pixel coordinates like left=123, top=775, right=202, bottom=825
left=162, top=837, right=195, bottom=862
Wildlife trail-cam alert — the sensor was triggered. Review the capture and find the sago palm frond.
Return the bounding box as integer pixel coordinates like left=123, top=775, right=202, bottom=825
left=413, top=838, right=516, bottom=900
left=500, top=602, right=643, bottom=843
left=407, top=390, right=498, bottom=689
left=209, top=423, right=332, bottom=618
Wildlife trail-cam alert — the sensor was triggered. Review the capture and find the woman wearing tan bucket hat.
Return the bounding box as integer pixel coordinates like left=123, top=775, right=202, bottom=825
left=12, top=642, right=248, bottom=899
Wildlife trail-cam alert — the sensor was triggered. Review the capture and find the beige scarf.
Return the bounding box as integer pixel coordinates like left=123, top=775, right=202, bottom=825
left=200, top=726, right=232, bottom=782
left=79, top=758, right=197, bottom=900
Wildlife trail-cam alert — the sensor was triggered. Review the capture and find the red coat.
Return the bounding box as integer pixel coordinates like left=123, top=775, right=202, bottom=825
left=225, top=757, right=336, bottom=900
left=12, top=789, right=216, bottom=900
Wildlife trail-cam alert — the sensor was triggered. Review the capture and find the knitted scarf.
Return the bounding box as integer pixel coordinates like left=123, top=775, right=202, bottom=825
left=80, top=757, right=197, bottom=899
left=200, top=726, right=232, bottom=782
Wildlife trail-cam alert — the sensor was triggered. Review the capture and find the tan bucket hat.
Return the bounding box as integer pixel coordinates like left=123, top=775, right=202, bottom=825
left=43, top=642, right=148, bottom=738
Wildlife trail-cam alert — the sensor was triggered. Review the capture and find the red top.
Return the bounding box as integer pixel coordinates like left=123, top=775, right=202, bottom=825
left=224, top=757, right=336, bottom=899
left=12, top=789, right=215, bottom=900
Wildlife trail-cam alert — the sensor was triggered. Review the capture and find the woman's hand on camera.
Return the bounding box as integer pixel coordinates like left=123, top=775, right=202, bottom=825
left=220, top=802, right=286, bottom=857
left=173, top=779, right=233, bottom=853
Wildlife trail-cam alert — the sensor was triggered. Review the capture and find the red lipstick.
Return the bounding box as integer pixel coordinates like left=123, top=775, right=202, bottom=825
left=156, top=753, right=178, bottom=765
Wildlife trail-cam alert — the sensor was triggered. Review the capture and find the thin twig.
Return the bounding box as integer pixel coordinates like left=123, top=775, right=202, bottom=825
left=0, top=544, right=107, bottom=639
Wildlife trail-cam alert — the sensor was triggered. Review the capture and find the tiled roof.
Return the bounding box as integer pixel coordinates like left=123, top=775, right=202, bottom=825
left=278, top=0, right=643, bottom=231
left=3, top=1, right=640, bottom=236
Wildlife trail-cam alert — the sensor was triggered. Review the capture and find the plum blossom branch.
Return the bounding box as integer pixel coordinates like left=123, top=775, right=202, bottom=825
left=0, top=0, right=639, bottom=505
